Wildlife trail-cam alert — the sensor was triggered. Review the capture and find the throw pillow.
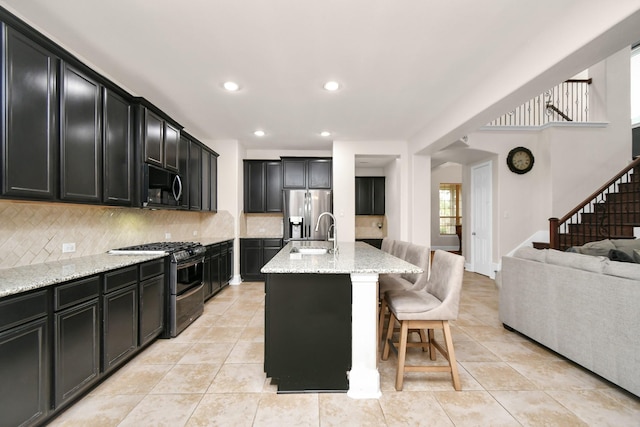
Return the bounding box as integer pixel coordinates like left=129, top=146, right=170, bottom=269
left=608, top=249, right=636, bottom=263
left=575, top=239, right=616, bottom=257
left=634, top=249, right=640, bottom=264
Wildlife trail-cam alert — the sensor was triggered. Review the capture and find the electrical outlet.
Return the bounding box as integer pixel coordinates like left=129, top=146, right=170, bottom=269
left=165, top=232, right=171, bottom=240
left=62, top=242, right=76, bottom=253
left=193, top=230, right=198, bottom=236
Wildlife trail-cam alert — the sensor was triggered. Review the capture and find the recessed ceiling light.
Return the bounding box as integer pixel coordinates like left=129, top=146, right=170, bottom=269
left=320, top=131, right=331, bottom=137
left=323, top=81, right=340, bottom=91
left=223, top=81, right=240, bottom=91
left=254, top=130, right=265, bottom=137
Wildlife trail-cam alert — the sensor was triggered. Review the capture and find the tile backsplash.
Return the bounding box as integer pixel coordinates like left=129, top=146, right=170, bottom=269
left=241, top=213, right=284, bottom=237
left=0, top=200, right=234, bottom=270
left=355, top=215, right=386, bottom=238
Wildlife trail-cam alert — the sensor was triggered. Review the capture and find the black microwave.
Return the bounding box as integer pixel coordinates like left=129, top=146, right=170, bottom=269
left=142, top=164, right=184, bottom=208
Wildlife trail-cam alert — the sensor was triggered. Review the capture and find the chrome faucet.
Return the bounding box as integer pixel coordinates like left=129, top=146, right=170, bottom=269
left=315, top=212, right=338, bottom=253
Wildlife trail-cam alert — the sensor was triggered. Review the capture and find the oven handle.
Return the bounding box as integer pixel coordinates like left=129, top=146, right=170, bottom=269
left=178, top=282, right=204, bottom=299
left=177, top=257, right=204, bottom=270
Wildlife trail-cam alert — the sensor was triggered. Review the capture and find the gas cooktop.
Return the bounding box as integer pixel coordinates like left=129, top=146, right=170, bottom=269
left=109, top=241, right=206, bottom=263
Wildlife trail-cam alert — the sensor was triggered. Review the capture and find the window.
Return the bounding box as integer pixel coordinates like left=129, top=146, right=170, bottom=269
left=439, top=183, right=461, bottom=235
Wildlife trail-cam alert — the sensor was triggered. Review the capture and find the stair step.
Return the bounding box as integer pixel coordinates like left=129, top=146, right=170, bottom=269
left=579, top=211, right=640, bottom=224
left=568, top=223, right=635, bottom=236
left=606, top=192, right=640, bottom=203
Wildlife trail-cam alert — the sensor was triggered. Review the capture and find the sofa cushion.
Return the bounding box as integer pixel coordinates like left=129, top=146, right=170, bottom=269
left=571, top=239, right=616, bottom=257
left=635, top=249, right=640, bottom=264
left=546, top=249, right=606, bottom=273
left=611, top=238, right=640, bottom=250
left=513, top=247, right=547, bottom=262
left=602, top=259, right=640, bottom=280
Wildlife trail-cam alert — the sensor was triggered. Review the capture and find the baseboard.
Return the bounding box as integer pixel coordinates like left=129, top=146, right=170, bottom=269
left=229, top=274, right=242, bottom=285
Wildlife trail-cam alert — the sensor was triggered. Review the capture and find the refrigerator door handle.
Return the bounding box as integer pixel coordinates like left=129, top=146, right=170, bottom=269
left=305, top=192, right=310, bottom=238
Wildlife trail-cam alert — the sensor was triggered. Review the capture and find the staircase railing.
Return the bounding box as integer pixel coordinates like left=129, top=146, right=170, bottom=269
left=487, top=79, right=592, bottom=127
left=549, top=156, right=640, bottom=250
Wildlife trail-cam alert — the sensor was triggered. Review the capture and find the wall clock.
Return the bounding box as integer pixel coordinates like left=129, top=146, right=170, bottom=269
left=506, top=146, right=534, bottom=174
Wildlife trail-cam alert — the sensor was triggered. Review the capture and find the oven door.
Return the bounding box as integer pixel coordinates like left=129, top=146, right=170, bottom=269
left=174, top=257, right=204, bottom=295
left=171, top=283, right=204, bottom=337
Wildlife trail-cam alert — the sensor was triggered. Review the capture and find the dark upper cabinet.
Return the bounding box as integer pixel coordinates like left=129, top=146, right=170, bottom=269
left=307, top=158, right=332, bottom=189
left=244, top=161, right=265, bottom=212
left=143, top=109, right=163, bottom=167
left=243, top=160, right=282, bottom=213
left=265, top=161, right=282, bottom=212
left=355, top=176, right=385, bottom=215
left=372, top=177, right=385, bottom=215
left=202, top=149, right=210, bottom=211
left=1, top=26, right=58, bottom=200
left=178, top=135, right=190, bottom=209
left=210, top=151, right=218, bottom=212
left=201, top=147, right=219, bottom=212
left=60, top=63, right=102, bottom=202
left=282, top=157, right=331, bottom=190
left=163, top=122, right=179, bottom=172
left=140, top=105, right=181, bottom=172
left=189, top=140, right=202, bottom=210
left=282, top=158, right=306, bottom=189
left=103, top=88, right=133, bottom=205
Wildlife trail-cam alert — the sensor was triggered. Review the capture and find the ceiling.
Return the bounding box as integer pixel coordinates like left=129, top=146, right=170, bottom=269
left=1, top=1, right=640, bottom=152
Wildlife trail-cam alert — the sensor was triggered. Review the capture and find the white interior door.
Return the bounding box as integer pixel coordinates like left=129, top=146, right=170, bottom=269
left=471, top=161, right=493, bottom=277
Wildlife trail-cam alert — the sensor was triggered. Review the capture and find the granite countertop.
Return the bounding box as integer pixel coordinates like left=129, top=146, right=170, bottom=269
left=0, top=253, right=167, bottom=299
left=261, top=241, right=422, bottom=275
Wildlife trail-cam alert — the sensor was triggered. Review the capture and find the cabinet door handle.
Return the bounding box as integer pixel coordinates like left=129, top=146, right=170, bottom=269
left=173, top=175, right=183, bottom=202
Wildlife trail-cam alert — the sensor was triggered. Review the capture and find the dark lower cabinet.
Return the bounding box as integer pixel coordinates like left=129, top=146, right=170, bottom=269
left=54, top=299, right=100, bottom=407
left=0, top=290, right=49, bottom=426
left=241, top=238, right=282, bottom=281
left=264, top=274, right=351, bottom=392
left=0, top=317, right=49, bottom=427
left=60, top=62, right=101, bottom=203
left=139, top=275, right=165, bottom=346
left=1, top=25, right=58, bottom=200
left=204, top=243, right=221, bottom=300
left=103, top=283, right=138, bottom=373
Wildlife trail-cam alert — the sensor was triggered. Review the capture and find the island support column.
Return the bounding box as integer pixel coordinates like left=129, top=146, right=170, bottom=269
left=348, top=272, right=382, bottom=399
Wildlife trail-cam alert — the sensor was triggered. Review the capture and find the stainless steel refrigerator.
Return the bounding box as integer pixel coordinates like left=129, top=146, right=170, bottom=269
left=283, top=189, right=333, bottom=241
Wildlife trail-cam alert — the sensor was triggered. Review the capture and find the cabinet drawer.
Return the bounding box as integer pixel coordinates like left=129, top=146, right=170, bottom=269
left=54, top=276, right=100, bottom=311
left=206, top=244, right=220, bottom=257
left=0, top=290, right=48, bottom=332
left=263, top=239, right=282, bottom=248
left=104, top=266, right=138, bottom=294
left=140, top=259, right=165, bottom=281
left=241, top=239, right=261, bottom=248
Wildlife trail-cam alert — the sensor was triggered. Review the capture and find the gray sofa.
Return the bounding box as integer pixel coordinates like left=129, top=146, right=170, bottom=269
left=499, top=246, right=640, bottom=397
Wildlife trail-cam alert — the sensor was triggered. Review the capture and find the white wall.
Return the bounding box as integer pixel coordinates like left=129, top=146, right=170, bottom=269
left=333, top=141, right=410, bottom=242
left=462, top=47, right=633, bottom=264
left=431, top=163, right=462, bottom=250
left=204, top=139, right=244, bottom=283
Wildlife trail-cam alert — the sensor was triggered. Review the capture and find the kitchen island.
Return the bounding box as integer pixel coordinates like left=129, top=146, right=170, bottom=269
left=261, top=241, right=422, bottom=399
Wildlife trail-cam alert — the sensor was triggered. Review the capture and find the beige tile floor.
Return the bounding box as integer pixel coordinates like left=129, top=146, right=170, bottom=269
left=49, top=272, right=640, bottom=426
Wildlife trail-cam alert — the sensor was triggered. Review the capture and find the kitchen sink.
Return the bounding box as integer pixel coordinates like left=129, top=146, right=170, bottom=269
left=291, top=247, right=329, bottom=255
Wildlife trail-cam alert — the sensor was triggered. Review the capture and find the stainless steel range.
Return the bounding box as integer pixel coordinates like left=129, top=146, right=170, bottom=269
left=109, top=241, right=206, bottom=337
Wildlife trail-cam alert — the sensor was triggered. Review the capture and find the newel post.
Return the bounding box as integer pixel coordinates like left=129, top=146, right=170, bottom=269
left=549, top=218, right=559, bottom=250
